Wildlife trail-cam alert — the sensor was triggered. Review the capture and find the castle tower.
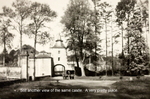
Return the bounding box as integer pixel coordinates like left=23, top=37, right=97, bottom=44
left=51, top=39, right=71, bottom=76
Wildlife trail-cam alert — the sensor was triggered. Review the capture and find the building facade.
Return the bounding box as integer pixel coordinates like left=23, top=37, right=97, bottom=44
left=51, top=39, right=73, bottom=76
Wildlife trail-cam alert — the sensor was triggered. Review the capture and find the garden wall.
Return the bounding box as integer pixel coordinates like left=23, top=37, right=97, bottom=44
left=0, top=67, right=21, bottom=79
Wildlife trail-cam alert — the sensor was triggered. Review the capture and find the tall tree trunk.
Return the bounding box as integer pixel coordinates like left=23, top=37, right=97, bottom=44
left=33, top=33, right=37, bottom=80
left=105, top=18, right=108, bottom=76
left=149, top=0, right=150, bottom=55
left=127, top=14, right=130, bottom=67
left=74, top=50, right=79, bottom=67
left=80, top=52, right=86, bottom=76
left=20, top=33, right=22, bottom=54
left=79, top=42, right=85, bottom=76
left=111, top=17, right=114, bottom=76
left=80, top=61, right=85, bottom=76
left=3, top=32, right=6, bottom=67
left=79, top=49, right=85, bottom=76
left=94, top=0, right=97, bottom=76
left=111, top=46, right=114, bottom=76
left=121, top=24, right=124, bottom=56
left=148, top=0, right=150, bottom=75
left=19, top=20, right=23, bottom=78
left=3, top=52, right=5, bottom=67
left=19, top=34, right=22, bottom=79
left=121, top=24, right=124, bottom=76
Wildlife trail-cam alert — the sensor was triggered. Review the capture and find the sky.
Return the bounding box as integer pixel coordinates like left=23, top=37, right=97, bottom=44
left=0, top=0, right=127, bottom=55
left=0, top=0, right=70, bottom=52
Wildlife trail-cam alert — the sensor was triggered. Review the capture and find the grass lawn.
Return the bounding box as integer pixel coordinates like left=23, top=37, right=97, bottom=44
left=0, top=76, right=149, bottom=99
left=113, top=77, right=150, bottom=99
left=0, top=81, right=93, bottom=99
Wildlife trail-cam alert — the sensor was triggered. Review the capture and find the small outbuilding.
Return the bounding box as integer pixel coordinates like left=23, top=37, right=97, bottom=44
left=21, top=51, right=53, bottom=80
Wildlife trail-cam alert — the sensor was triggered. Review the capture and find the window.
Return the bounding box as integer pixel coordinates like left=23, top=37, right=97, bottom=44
left=58, top=57, right=60, bottom=61
left=58, top=50, right=60, bottom=54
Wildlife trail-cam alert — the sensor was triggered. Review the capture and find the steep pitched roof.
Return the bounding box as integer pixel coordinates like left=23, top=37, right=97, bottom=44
left=20, top=44, right=38, bottom=55
left=29, top=52, right=51, bottom=59
left=36, top=53, right=51, bottom=58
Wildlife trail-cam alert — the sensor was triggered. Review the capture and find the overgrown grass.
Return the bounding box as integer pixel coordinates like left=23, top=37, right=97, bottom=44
left=113, top=77, right=150, bottom=99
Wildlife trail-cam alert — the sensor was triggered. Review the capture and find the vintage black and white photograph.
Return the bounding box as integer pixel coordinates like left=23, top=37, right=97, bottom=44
left=0, top=0, right=149, bottom=99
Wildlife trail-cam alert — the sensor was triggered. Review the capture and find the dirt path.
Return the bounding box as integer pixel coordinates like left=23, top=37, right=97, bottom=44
left=51, top=76, right=117, bottom=88
left=59, top=79, right=116, bottom=88
left=0, top=77, right=118, bottom=99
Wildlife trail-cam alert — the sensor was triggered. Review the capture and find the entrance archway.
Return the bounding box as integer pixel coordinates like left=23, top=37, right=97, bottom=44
left=53, top=64, right=65, bottom=76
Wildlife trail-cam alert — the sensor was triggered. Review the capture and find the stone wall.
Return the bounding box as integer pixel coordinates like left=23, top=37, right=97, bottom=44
left=0, top=67, right=21, bottom=79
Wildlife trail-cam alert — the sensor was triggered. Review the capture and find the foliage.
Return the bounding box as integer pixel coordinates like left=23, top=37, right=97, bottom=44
left=25, top=1, right=57, bottom=46
left=116, top=0, right=137, bottom=65
left=3, top=0, right=31, bottom=51
left=139, top=0, right=148, bottom=25
left=125, top=5, right=149, bottom=75
left=0, top=49, right=17, bottom=65
left=61, top=0, right=102, bottom=76
left=0, top=27, right=14, bottom=49
left=0, top=16, right=14, bottom=49
left=26, top=1, right=57, bottom=53
left=116, top=1, right=150, bottom=75
left=24, top=1, right=56, bottom=80
left=0, top=9, right=14, bottom=66
left=116, top=0, right=136, bottom=25
left=37, top=31, right=53, bottom=46
left=8, top=49, right=18, bottom=64
left=0, top=44, right=38, bottom=66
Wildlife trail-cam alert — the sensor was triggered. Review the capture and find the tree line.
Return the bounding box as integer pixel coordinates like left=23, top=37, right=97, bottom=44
left=0, top=0, right=57, bottom=80
left=0, top=0, right=149, bottom=76
left=61, top=0, right=149, bottom=76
